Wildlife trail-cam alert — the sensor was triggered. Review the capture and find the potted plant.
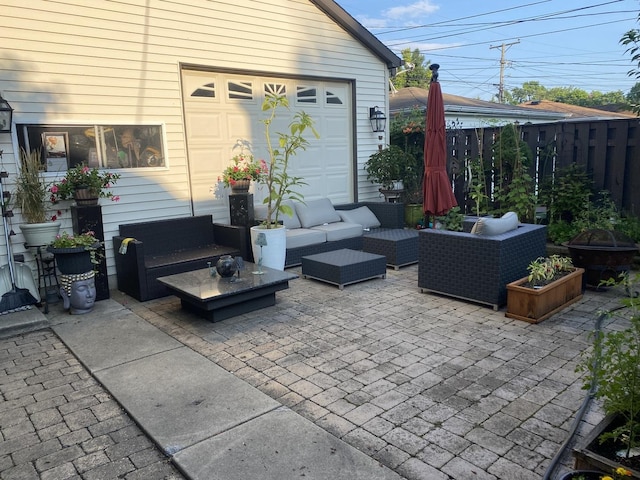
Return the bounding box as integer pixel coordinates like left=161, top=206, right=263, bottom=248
left=47, top=230, right=102, bottom=274
left=505, top=255, right=584, bottom=323
left=50, top=163, right=120, bottom=206
left=573, top=274, right=640, bottom=477
left=14, top=148, right=62, bottom=247
left=364, top=145, right=415, bottom=202
left=250, top=93, right=318, bottom=270
left=219, top=149, right=266, bottom=193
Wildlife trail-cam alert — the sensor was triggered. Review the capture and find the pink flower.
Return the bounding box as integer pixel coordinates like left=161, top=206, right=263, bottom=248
left=111, top=196, right=120, bottom=202
left=50, top=185, right=58, bottom=193
left=82, top=166, right=90, bottom=174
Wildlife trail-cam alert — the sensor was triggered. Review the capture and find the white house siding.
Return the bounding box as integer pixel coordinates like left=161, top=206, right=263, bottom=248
left=0, top=0, right=392, bottom=280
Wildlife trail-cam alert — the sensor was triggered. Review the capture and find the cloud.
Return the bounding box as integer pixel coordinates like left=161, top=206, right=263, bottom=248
left=384, top=1, right=439, bottom=20
left=355, top=1, right=439, bottom=29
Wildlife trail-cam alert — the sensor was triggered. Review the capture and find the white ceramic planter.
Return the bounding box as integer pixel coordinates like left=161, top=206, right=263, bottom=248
left=250, top=225, right=287, bottom=271
left=19, top=221, right=62, bottom=248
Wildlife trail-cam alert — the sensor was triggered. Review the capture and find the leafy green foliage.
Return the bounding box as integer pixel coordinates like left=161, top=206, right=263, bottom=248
left=492, top=123, right=536, bottom=222
left=578, top=272, right=640, bottom=458
left=260, top=93, right=319, bottom=228
left=364, top=145, right=416, bottom=191
left=391, top=49, right=432, bottom=90
left=435, top=206, right=464, bottom=231
left=538, top=163, right=594, bottom=225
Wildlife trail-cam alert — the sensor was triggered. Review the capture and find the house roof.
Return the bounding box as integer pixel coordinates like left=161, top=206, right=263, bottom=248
left=310, top=0, right=402, bottom=70
left=518, top=100, right=637, bottom=120
left=390, top=87, right=564, bottom=121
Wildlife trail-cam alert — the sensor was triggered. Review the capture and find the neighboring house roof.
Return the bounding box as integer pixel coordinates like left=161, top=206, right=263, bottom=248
left=518, top=100, right=637, bottom=120
left=310, top=0, right=402, bottom=70
left=390, top=87, right=565, bottom=123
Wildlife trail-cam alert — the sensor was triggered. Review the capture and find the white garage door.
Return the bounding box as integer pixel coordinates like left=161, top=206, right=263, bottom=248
left=182, top=69, right=353, bottom=222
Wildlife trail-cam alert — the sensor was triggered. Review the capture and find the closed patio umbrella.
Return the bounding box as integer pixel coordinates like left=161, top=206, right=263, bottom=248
left=423, top=64, right=457, bottom=227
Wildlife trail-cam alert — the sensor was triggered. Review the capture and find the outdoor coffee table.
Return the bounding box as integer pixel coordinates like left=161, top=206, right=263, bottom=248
left=301, top=249, right=386, bottom=290
left=362, top=229, right=419, bottom=269
left=157, top=263, right=298, bottom=322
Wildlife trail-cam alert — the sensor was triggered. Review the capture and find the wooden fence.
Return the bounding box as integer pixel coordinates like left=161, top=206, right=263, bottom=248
left=446, top=118, right=640, bottom=216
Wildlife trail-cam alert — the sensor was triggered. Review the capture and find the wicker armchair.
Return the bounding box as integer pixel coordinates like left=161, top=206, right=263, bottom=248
left=418, top=223, right=547, bottom=310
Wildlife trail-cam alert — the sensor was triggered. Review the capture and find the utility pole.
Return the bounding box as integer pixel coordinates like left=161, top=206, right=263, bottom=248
left=490, top=40, right=520, bottom=103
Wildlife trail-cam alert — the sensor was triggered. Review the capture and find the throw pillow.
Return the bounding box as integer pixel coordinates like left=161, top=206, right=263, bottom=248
left=472, top=211, right=519, bottom=236
left=337, top=206, right=381, bottom=229
left=295, top=198, right=341, bottom=228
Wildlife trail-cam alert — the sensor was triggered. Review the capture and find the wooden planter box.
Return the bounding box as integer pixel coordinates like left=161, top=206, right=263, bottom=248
left=505, top=267, right=584, bottom=323
left=573, top=413, right=640, bottom=478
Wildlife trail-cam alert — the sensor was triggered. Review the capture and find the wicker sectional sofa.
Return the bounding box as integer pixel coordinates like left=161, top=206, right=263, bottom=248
left=255, top=199, right=406, bottom=267
left=418, top=220, right=547, bottom=310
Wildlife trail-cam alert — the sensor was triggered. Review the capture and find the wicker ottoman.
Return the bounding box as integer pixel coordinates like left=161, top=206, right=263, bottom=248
left=301, top=249, right=386, bottom=290
left=362, top=229, right=419, bottom=270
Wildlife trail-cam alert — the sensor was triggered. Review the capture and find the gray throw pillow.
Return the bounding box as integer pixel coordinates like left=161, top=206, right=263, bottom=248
left=295, top=198, right=341, bottom=228
left=337, top=206, right=381, bottom=229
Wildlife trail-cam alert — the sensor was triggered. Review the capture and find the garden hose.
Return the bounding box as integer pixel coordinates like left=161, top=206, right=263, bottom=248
left=542, top=302, right=627, bottom=480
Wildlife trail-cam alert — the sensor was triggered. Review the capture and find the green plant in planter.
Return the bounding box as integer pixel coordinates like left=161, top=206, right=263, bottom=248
left=526, top=255, right=575, bottom=287
left=364, top=145, right=415, bottom=191
left=48, top=231, right=103, bottom=266
left=260, top=93, right=318, bottom=228
left=14, top=148, right=58, bottom=223
left=577, top=272, right=640, bottom=461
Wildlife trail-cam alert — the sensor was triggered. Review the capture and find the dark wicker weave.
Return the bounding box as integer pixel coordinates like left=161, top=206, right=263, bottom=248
left=363, top=229, right=419, bottom=269
left=418, top=223, right=547, bottom=310
left=301, top=249, right=386, bottom=289
left=113, top=216, right=245, bottom=301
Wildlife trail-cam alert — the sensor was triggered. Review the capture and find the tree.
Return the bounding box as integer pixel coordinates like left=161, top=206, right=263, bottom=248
left=391, top=49, right=431, bottom=90
left=506, top=82, right=629, bottom=109
left=508, top=81, right=547, bottom=103
left=621, top=10, right=640, bottom=114
left=627, top=82, right=640, bottom=108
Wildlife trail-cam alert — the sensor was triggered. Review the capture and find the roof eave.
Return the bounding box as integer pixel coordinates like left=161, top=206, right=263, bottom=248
left=310, top=0, right=402, bottom=69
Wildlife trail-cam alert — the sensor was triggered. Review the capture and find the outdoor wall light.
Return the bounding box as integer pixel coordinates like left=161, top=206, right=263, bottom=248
left=0, top=94, right=13, bottom=134
left=369, top=106, right=386, bottom=133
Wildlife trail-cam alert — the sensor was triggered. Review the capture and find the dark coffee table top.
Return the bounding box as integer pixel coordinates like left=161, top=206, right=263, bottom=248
left=158, top=263, right=298, bottom=302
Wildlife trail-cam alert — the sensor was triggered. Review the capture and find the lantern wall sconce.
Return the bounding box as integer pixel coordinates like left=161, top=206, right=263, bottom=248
left=0, top=94, right=13, bottom=134
left=369, top=106, right=386, bottom=150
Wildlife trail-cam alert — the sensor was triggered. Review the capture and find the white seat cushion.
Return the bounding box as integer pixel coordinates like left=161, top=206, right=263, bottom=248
left=254, top=199, right=302, bottom=229
left=285, top=228, right=326, bottom=249
left=311, top=222, right=363, bottom=242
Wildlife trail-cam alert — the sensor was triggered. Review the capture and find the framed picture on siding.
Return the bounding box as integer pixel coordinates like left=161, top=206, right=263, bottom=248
left=41, top=132, right=69, bottom=172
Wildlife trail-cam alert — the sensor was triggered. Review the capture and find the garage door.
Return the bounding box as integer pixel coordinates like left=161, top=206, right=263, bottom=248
left=182, top=69, right=353, bottom=221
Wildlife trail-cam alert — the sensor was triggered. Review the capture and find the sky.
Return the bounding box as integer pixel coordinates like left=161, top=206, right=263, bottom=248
left=335, top=0, right=639, bottom=101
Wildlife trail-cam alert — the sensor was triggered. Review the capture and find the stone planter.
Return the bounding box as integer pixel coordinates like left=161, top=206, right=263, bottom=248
left=505, top=267, right=584, bottom=323
left=47, top=245, right=96, bottom=274
left=573, top=413, right=640, bottom=478
left=19, top=221, right=61, bottom=248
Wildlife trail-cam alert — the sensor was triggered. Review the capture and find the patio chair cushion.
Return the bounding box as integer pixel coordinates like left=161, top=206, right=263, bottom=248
left=295, top=198, right=341, bottom=228
left=337, top=206, right=381, bottom=229
left=285, top=228, right=327, bottom=249
left=311, top=222, right=363, bottom=241
left=471, top=211, right=519, bottom=236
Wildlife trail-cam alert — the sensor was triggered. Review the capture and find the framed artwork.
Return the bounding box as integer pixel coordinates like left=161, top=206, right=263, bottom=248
left=42, top=132, right=69, bottom=172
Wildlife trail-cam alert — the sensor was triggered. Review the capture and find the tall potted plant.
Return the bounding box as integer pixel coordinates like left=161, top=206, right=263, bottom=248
left=14, top=148, right=62, bottom=247
left=250, top=93, right=318, bottom=271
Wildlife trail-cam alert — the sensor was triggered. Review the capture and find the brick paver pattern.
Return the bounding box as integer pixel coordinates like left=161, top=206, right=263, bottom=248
left=121, top=264, right=623, bottom=480
left=0, top=330, right=184, bottom=480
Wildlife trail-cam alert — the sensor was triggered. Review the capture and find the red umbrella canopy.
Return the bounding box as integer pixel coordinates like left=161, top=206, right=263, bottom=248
left=422, top=65, right=457, bottom=222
